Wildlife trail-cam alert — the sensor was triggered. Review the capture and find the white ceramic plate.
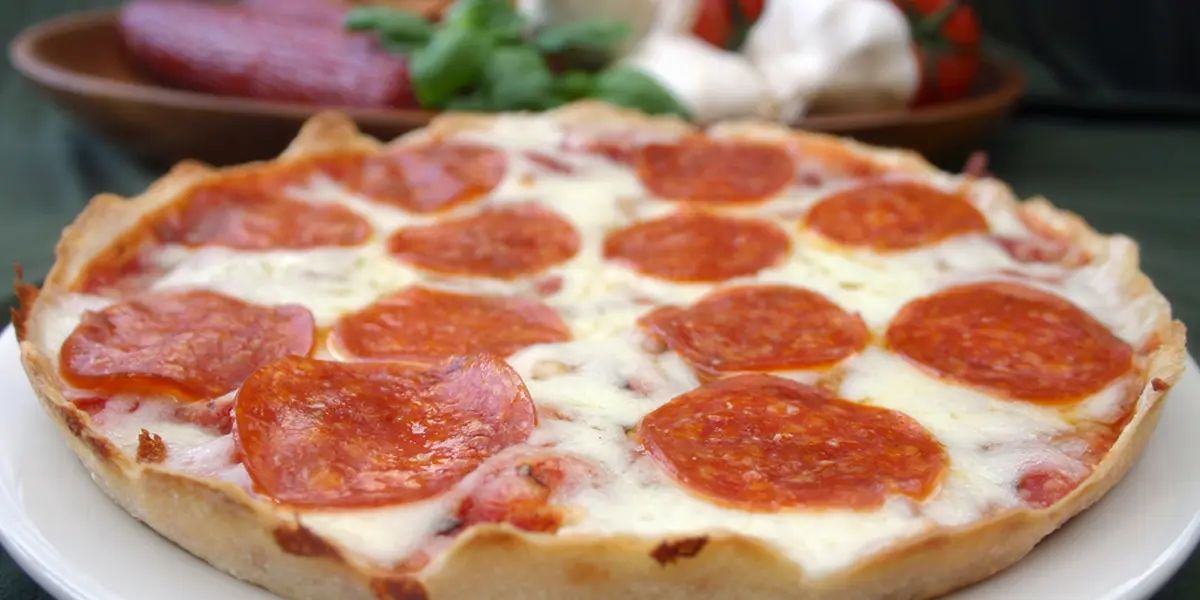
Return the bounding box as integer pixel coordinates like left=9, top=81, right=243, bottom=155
left=0, top=326, right=1197, bottom=600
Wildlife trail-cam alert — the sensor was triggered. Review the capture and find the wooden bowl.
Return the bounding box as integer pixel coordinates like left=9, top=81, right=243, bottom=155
left=11, top=8, right=1025, bottom=168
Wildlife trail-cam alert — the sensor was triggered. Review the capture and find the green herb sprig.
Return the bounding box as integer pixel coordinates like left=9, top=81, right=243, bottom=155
left=344, top=0, right=690, bottom=118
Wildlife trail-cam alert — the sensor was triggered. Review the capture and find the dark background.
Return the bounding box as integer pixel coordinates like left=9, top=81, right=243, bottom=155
left=2, top=1, right=1199, bottom=598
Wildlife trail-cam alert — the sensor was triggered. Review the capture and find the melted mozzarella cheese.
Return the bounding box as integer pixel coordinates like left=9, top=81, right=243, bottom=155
left=92, top=400, right=219, bottom=455
left=33, top=293, right=113, bottom=362
left=33, top=111, right=1154, bottom=579
left=300, top=501, right=454, bottom=567
left=151, top=245, right=417, bottom=327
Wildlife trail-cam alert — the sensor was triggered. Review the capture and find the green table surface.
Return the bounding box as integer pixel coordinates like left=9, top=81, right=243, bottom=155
left=2, top=2, right=1200, bottom=598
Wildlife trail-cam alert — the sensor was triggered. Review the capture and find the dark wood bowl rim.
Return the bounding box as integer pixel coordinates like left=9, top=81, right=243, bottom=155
left=9, top=7, right=1026, bottom=136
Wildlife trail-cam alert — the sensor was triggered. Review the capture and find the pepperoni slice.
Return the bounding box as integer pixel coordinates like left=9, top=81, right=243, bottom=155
left=387, top=203, right=580, bottom=279
left=639, top=374, right=948, bottom=511
left=453, top=453, right=599, bottom=533
left=640, top=285, right=869, bottom=378
left=332, top=287, right=571, bottom=362
left=77, top=156, right=372, bottom=294
left=637, top=140, right=794, bottom=204
left=349, top=143, right=506, bottom=213
left=159, top=176, right=371, bottom=250
left=603, top=211, right=790, bottom=282
left=235, top=354, right=536, bottom=507
left=60, top=290, right=314, bottom=401
left=804, top=181, right=989, bottom=250
left=886, top=282, right=1133, bottom=403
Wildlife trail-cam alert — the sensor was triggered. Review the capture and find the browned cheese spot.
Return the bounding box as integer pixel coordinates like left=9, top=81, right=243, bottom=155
left=273, top=523, right=343, bottom=559
left=59, top=404, right=117, bottom=461
left=371, top=576, right=429, bottom=600
left=136, top=429, right=167, bottom=464
left=651, top=536, right=709, bottom=566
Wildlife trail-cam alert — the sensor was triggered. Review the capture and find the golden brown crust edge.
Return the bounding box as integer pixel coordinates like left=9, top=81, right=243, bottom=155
left=15, top=101, right=1188, bottom=600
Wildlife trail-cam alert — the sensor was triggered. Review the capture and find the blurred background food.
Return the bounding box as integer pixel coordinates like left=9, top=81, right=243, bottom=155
left=113, top=0, right=989, bottom=122
left=11, top=0, right=1024, bottom=165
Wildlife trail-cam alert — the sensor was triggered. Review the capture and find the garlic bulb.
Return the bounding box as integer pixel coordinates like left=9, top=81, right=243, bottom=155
left=620, top=33, right=777, bottom=124
left=743, top=0, right=919, bottom=121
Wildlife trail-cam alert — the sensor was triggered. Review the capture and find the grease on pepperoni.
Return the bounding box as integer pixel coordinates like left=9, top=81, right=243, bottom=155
left=639, top=374, right=948, bottom=511
left=637, top=140, right=794, bottom=204
left=349, top=143, right=506, bottom=213
left=603, top=211, right=790, bottom=282
left=640, top=285, right=869, bottom=378
left=235, top=354, right=535, bottom=507
left=804, top=181, right=988, bottom=250
left=388, top=203, right=580, bottom=279
left=60, top=290, right=315, bottom=401
left=158, top=176, right=371, bottom=250
left=887, top=282, right=1133, bottom=403
left=332, top=287, right=571, bottom=362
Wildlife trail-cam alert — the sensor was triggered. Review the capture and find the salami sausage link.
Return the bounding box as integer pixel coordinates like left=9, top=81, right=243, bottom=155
left=120, top=0, right=419, bottom=109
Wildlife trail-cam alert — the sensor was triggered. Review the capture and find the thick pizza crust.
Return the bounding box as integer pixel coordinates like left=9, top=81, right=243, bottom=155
left=15, top=101, right=1188, bottom=600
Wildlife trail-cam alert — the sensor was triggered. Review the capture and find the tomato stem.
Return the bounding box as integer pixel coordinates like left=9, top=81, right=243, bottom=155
left=913, top=0, right=962, bottom=39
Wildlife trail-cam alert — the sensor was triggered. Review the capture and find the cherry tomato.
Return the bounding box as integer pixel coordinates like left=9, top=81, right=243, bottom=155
left=736, top=0, right=765, bottom=22
left=691, top=0, right=734, bottom=48
left=890, top=0, right=983, bottom=105
left=691, top=0, right=766, bottom=50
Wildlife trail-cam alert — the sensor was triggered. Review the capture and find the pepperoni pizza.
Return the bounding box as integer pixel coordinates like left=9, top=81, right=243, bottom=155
left=13, top=102, right=1186, bottom=600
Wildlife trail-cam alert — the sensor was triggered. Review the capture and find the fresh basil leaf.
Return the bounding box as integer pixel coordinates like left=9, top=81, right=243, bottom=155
left=590, top=66, right=690, bottom=118
left=555, top=70, right=595, bottom=100
left=380, top=36, right=428, bottom=54
left=490, top=15, right=529, bottom=45
left=533, top=20, right=632, bottom=54
left=345, top=7, right=435, bottom=51
left=481, top=46, right=556, bottom=111
left=343, top=6, right=389, bottom=31
left=376, top=13, right=436, bottom=44
left=411, top=26, right=493, bottom=109
left=443, top=0, right=523, bottom=31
